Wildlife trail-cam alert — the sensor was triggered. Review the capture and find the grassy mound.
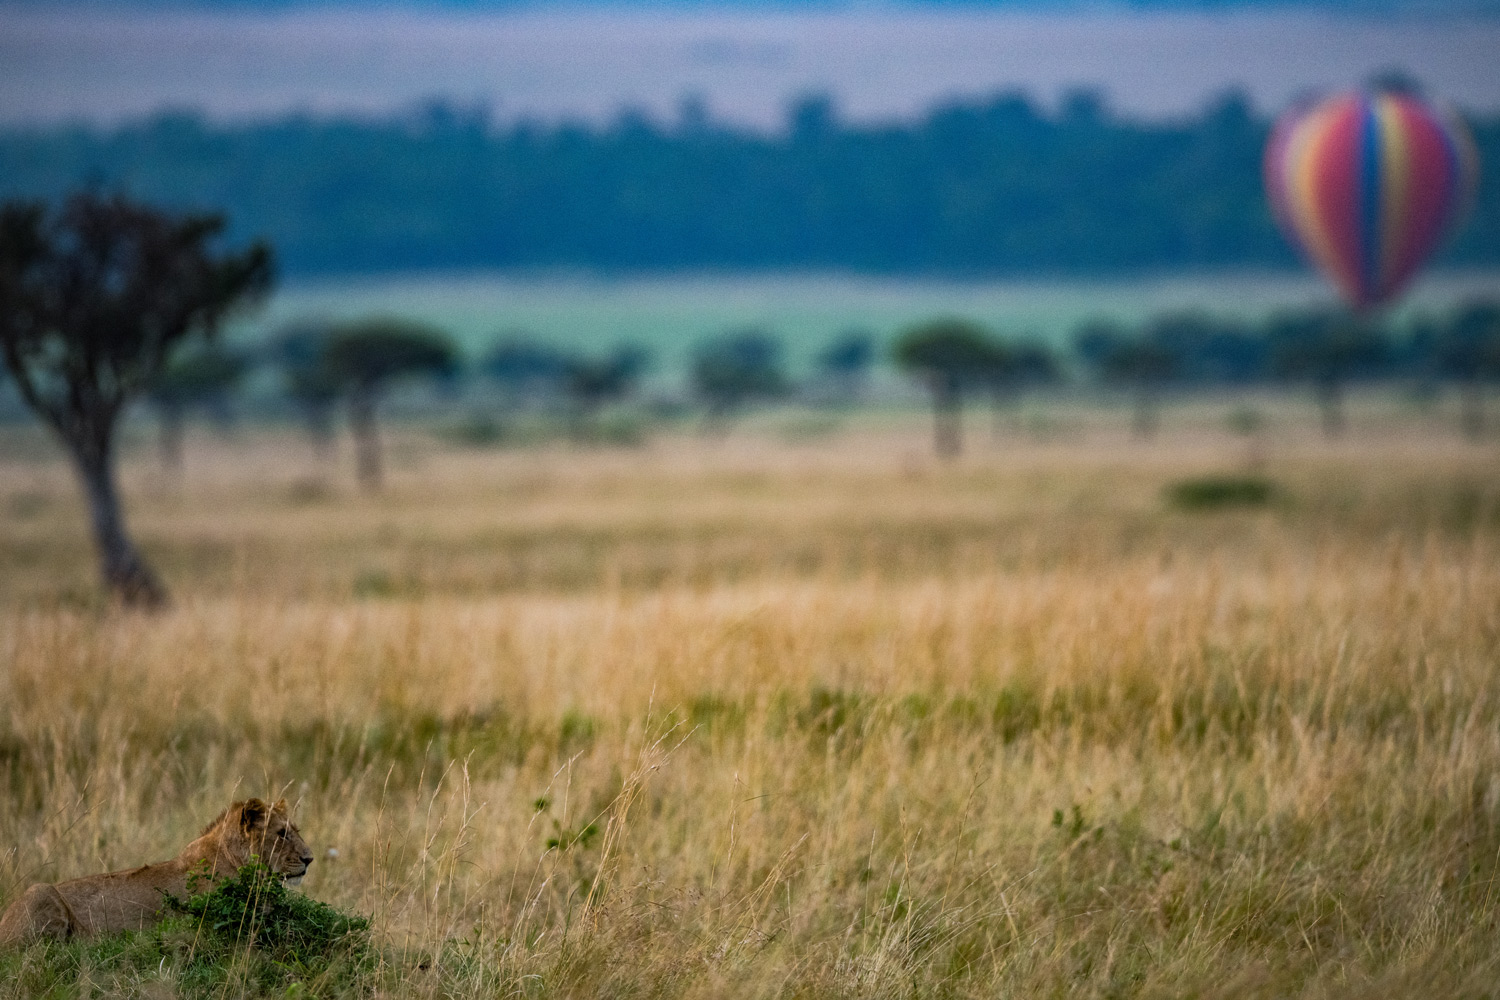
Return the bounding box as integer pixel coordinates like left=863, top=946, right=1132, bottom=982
left=1, top=862, right=372, bottom=998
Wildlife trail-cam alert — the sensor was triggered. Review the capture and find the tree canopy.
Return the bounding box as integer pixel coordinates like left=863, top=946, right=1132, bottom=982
left=323, top=319, right=459, bottom=391
left=322, top=317, right=458, bottom=491
left=892, top=317, right=1006, bottom=457
left=691, top=331, right=790, bottom=425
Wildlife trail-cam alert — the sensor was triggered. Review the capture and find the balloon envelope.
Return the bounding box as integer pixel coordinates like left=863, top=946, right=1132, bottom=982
left=1264, top=90, right=1479, bottom=310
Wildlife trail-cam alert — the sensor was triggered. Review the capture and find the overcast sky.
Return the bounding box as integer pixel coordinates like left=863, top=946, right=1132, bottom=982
left=4, top=7, right=1500, bottom=128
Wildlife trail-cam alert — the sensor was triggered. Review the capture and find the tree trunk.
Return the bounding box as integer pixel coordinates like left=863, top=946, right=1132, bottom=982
left=71, top=448, right=168, bottom=608
left=1460, top=380, right=1484, bottom=439
left=1316, top=377, right=1345, bottom=438
left=349, top=386, right=382, bottom=492
left=932, top=379, right=962, bottom=459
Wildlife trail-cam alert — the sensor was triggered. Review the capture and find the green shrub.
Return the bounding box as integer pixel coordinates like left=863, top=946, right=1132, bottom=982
left=1167, top=475, right=1277, bottom=510
left=167, top=859, right=371, bottom=975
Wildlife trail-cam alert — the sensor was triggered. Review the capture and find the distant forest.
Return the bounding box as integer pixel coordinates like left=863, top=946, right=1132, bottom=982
left=1, top=91, right=1495, bottom=278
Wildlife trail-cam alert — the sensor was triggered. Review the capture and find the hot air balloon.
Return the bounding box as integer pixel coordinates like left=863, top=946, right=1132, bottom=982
left=1264, top=89, right=1479, bottom=311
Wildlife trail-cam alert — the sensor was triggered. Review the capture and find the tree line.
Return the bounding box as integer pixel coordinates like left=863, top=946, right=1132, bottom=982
left=0, top=89, right=1495, bottom=276
left=895, top=306, right=1500, bottom=455
left=149, top=301, right=1500, bottom=466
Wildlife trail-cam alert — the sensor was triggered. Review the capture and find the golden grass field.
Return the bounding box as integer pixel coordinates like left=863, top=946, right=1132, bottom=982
left=2, top=398, right=1500, bottom=997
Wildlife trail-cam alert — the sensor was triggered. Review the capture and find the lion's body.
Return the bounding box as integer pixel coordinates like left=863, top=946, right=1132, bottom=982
left=0, top=798, right=311, bottom=947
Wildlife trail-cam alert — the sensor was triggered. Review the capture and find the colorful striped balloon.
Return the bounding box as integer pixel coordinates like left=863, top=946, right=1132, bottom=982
left=1264, top=90, right=1479, bottom=310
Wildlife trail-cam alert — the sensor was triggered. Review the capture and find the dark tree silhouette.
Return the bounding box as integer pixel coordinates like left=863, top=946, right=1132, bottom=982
left=322, top=318, right=457, bottom=492
left=690, top=330, right=789, bottom=430
left=272, top=321, right=342, bottom=460
left=814, top=330, right=875, bottom=408
left=1144, top=312, right=1268, bottom=385
left=1107, top=340, right=1180, bottom=440
left=0, top=192, right=271, bottom=606
left=892, top=318, right=995, bottom=458
left=147, top=345, right=249, bottom=473
left=480, top=334, right=572, bottom=412
left=1436, top=301, right=1500, bottom=438
left=561, top=344, right=649, bottom=440
left=980, top=337, right=1059, bottom=438
left=1074, top=320, right=1180, bottom=440
left=1269, top=310, right=1389, bottom=438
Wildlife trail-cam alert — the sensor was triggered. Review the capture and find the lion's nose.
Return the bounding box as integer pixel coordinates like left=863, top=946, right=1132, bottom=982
left=301, top=855, right=314, bottom=867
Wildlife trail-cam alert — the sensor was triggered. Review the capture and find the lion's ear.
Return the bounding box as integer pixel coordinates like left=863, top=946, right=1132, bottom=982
left=272, top=798, right=288, bottom=814
left=239, top=799, right=269, bottom=834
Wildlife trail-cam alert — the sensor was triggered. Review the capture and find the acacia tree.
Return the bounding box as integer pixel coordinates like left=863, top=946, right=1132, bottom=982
left=892, top=318, right=995, bottom=458
left=481, top=335, right=572, bottom=413
left=1074, top=320, right=1179, bottom=440
left=273, top=322, right=342, bottom=460
left=1105, top=338, right=1179, bottom=440
left=1437, top=302, right=1500, bottom=439
left=690, top=330, right=789, bottom=431
left=0, top=193, right=271, bottom=606
left=980, top=337, right=1058, bottom=438
left=1268, top=310, right=1388, bottom=438
left=814, top=330, right=875, bottom=408
left=322, top=318, right=457, bottom=492
left=561, top=344, right=649, bottom=440
left=147, top=345, right=250, bottom=472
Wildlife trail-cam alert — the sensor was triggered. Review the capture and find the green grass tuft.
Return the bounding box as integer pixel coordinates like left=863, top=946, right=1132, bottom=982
left=1166, top=474, right=1277, bottom=510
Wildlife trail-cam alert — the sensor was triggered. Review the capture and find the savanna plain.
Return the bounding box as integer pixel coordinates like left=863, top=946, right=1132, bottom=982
left=2, top=401, right=1500, bottom=998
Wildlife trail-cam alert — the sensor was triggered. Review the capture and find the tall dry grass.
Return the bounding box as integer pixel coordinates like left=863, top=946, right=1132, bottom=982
left=2, top=414, right=1499, bottom=996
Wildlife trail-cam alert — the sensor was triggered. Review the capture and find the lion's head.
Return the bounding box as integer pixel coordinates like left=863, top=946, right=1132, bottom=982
left=204, top=798, right=313, bottom=885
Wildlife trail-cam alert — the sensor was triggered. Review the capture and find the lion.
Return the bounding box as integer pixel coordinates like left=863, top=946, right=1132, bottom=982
left=0, top=798, right=312, bottom=947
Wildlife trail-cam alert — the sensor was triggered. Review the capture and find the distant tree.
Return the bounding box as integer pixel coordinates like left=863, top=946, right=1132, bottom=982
left=1059, top=87, right=1110, bottom=128
left=1074, top=320, right=1179, bottom=440
left=285, top=362, right=341, bottom=456
left=1268, top=309, right=1390, bottom=438
left=561, top=343, right=650, bottom=440
left=1012, top=340, right=1062, bottom=386
left=788, top=93, right=838, bottom=144
left=480, top=334, right=572, bottom=411
left=1107, top=340, right=1179, bottom=441
left=322, top=318, right=458, bottom=491
left=1144, top=312, right=1268, bottom=385
left=1071, top=318, right=1129, bottom=373
left=0, top=192, right=271, bottom=606
left=814, top=330, right=875, bottom=408
left=677, top=93, right=713, bottom=136
left=690, top=330, right=790, bottom=430
left=147, top=345, right=250, bottom=472
left=1436, top=301, right=1500, bottom=438
left=980, top=337, right=1059, bottom=437
left=271, top=322, right=342, bottom=459
left=1398, top=313, right=1444, bottom=411
left=892, top=318, right=995, bottom=458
